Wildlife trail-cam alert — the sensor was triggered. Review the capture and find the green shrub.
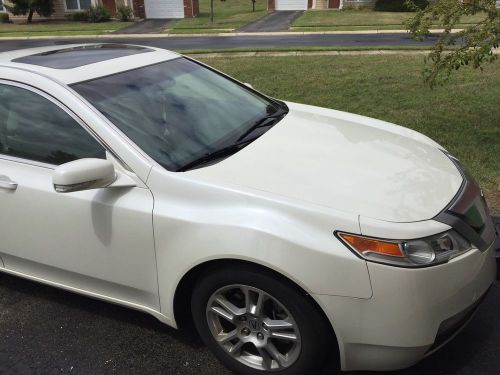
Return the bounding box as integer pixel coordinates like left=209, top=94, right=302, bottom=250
left=116, top=5, right=133, bottom=21
left=0, top=13, right=10, bottom=23
left=87, top=5, right=110, bottom=22
left=71, top=10, right=88, bottom=21
left=374, top=0, right=429, bottom=12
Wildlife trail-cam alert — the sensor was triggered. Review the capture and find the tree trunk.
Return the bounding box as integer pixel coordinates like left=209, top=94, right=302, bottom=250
left=27, top=9, right=34, bottom=23
left=210, top=0, right=214, bottom=23
left=252, top=0, right=255, bottom=12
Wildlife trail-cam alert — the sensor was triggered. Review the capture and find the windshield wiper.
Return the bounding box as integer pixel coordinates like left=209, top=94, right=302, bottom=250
left=178, top=105, right=288, bottom=172
left=177, top=138, right=257, bottom=172
left=236, top=107, right=288, bottom=142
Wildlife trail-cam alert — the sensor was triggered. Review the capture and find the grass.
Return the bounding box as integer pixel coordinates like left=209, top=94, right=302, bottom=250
left=0, top=21, right=131, bottom=37
left=196, top=55, right=500, bottom=192
left=170, top=0, right=269, bottom=33
left=292, top=10, right=487, bottom=31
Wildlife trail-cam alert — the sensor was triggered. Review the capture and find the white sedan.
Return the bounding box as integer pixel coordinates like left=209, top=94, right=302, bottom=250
left=0, top=44, right=497, bottom=374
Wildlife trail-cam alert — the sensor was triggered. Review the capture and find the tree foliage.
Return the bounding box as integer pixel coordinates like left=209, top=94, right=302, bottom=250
left=405, top=0, right=499, bottom=87
left=5, top=0, right=54, bottom=23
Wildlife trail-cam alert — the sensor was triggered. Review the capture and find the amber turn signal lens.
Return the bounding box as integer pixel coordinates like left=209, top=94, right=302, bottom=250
left=339, top=233, right=404, bottom=257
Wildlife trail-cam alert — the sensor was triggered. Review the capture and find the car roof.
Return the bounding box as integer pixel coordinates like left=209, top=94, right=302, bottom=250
left=0, top=43, right=180, bottom=85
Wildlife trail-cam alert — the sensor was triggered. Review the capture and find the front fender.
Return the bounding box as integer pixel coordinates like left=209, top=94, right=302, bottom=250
left=147, top=167, right=372, bottom=323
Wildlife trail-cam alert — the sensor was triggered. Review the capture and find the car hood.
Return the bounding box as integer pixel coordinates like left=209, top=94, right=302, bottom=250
left=188, top=102, right=463, bottom=223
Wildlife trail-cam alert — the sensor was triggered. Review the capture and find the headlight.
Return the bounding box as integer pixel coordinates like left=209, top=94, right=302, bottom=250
left=337, top=230, right=472, bottom=267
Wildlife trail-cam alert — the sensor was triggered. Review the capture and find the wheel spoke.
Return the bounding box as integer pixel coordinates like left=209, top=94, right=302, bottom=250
left=258, top=342, right=287, bottom=369
left=263, top=318, right=294, bottom=330
left=210, top=306, right=234, bottom=323
left=257, top=346, right=274, bottom=370
left=265, top=342, right=288, bottom=368
left=228, top=339, right=244, bottom=356
left=217, top=329, right=238, bottom=344
left=242, top=287, right=265, bottom=316
left=270, top=331, right=298, bottom=342
left=214, top=295, right=244, bottom=321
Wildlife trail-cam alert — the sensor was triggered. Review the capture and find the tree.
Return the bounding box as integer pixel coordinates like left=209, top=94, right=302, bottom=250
left=405, top=0, right=499, bottom=87
left=5, top=0, right=54, bottom=23
left=251, top=0, right=256, bottom=12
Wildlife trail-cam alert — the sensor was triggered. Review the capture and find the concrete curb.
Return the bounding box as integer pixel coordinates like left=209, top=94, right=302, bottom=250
left=0, top=28, right=464, bottom=41
left=188, top=48, right=500, bottom=58
left=187, top=50, right=433, bottom=58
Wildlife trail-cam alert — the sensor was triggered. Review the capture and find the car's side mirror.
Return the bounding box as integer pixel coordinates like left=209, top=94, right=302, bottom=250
left=53, top=158, right=117, bottom=193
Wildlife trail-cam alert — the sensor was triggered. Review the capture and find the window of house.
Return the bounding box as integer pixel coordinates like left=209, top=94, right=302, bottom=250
left=65, top=0, right=92, bottom=11
left=0, top=84, right=106, bottom=165
left=0, top=1, right=4, bottom=11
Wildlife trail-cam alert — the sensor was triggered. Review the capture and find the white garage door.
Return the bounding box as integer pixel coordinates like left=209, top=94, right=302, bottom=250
left=275, top=0, right=307, bottom=10
left=145, top=0, right=185, bottom=19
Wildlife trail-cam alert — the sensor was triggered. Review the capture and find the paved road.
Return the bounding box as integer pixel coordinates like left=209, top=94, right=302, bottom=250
left=0, top=271, right=498, bottom=374
left=0, top=33, right=438, bottom=53
left=238, top=11, right=304, bottom=32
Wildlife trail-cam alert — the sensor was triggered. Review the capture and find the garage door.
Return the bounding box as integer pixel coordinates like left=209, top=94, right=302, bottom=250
left=145, top=0, right=184, bottom=19
left=275, top=0, right=307, bottom=10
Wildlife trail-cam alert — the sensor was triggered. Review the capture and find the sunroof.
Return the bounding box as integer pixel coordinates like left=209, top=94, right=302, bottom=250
left=12, top=44, right=154, bottom=69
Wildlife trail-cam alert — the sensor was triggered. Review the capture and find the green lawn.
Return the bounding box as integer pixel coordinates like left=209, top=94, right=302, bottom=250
left=292, top=10, right=487, bottom=31
left=0, top=21, right=132, bottom=37
left=170, top=0, right=269, bottom=33
left=197, top=55, right=500, bottom=194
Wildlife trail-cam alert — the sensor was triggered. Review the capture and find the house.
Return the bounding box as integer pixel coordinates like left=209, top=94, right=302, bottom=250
left=0, top=0, right=198, bottom=20
left=267, top=0, right=375, bottom=10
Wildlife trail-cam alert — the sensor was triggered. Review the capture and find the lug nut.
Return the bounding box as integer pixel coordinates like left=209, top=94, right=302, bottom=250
left=257, top=332, right=264, bottom=340
left=242, top=328, right=250, bottom=336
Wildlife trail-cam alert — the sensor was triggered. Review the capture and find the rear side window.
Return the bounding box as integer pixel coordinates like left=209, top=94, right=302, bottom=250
left=0, top=84, right=105, bottom=165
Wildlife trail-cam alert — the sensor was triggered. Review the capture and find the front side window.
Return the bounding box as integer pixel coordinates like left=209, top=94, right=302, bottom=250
left=0, top=84, right=105, bottom=165
left=73, top=58, right=285, bottom=171
left=65, top=0, right=91, bottom=10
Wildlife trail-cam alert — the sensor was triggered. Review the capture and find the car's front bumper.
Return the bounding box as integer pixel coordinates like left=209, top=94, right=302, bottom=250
left=314, top=239, right=497, bottom=371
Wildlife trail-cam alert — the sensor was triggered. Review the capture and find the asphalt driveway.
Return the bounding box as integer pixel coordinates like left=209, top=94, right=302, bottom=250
left=0, top=272, right=498, bottom=374
left=113, top=19, right=176, bottom=34
left=238, top=11, right=304, bottom=32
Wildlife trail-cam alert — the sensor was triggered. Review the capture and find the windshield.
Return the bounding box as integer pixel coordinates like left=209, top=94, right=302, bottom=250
left=73, top=58, right=285, bottom=171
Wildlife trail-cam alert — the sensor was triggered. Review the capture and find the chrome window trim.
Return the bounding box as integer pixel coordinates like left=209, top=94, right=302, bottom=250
left=0, top=153, right=55, bottom=170
left=0, top=79, right=129, bottom=170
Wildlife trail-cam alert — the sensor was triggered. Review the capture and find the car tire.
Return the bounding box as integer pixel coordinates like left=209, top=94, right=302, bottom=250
left=191, top=264, right=335, bottom=375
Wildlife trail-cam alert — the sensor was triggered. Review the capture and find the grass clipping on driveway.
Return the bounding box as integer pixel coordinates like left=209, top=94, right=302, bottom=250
left=199, top=55, right=500, bottom=196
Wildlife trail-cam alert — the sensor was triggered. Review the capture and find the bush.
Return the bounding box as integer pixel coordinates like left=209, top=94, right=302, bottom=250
left=0, top=13, right=9, bottom=23
left=87, top=5, right=110, bottom=22
left=71, top=10, right=88, bottom=21
left=374, top=0, right=429, bottom=12
left=116, top=5, right=133, bottom=21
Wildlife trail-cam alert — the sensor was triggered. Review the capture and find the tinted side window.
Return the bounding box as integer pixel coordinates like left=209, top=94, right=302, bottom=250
left=0, top=84, right=105, bottom=165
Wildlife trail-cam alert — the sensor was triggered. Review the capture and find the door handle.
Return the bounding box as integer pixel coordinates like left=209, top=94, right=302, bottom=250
left=0, top=176, right=18, bottom=191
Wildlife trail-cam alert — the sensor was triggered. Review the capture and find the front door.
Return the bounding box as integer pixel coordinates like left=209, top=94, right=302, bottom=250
left=329, top=0, right=340, bottom=8
left=0, top=82, right=159, bottom=310
left=102, top=0, right=117, bottom=16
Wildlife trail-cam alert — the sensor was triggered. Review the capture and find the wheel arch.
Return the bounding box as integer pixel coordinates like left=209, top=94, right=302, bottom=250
left=173, top=258, right=340, bottom=362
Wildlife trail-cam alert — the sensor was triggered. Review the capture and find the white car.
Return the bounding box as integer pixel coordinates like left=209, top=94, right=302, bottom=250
left=0, top=44, right=497, bottom=374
